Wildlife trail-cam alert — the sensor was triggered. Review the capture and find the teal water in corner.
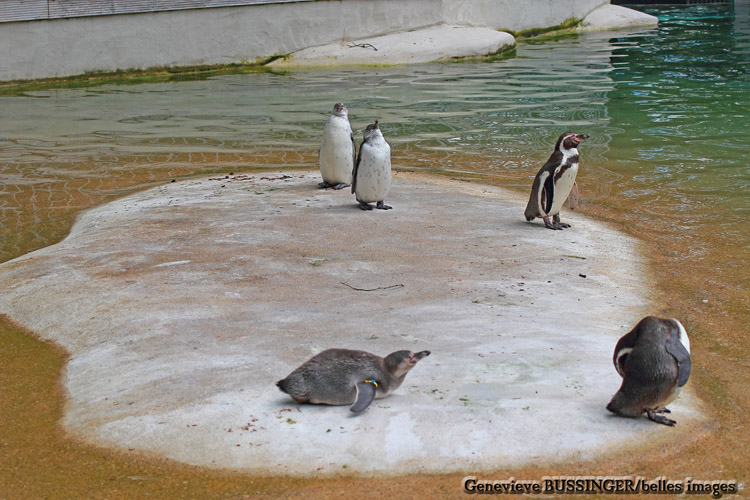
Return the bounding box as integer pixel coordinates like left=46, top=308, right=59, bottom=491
left=0, top=3, right=748, bottom=302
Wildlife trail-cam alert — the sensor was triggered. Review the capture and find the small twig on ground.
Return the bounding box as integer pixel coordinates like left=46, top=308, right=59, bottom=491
left=348, top=43, right=378, bottom=51
left=340, top=282, right=404, bottom=292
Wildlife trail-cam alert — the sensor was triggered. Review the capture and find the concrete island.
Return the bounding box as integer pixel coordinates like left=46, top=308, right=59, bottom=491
left=0, top=171, right=702, bottom=474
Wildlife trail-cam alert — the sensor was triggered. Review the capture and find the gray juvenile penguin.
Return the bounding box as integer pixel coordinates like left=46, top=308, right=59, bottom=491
left=319, top=103, right=355, bottom=190
left=352, top=120, right=392, bottom=210
left=524, top=132, right=589, bottom=230
left=607, top=316, right=691, bottom=426
left=277, top=349, right=430, bottom=412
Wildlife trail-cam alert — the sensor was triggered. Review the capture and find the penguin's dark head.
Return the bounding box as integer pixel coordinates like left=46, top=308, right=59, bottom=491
left=557, top=132, right=589, bottom=152
left=363, top=120, right=382, bottom=141
left=384, top=350, right=430, bottom=377
left=332, top=102, right=348, bottom=118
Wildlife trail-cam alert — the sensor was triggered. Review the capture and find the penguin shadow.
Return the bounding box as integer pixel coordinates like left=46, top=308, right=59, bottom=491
left=514, top=219, right=548, bottom=232
left=311, top=183, right=390, bottom=214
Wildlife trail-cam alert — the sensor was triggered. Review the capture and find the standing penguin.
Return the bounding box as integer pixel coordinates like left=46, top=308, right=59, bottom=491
left=607, top=316, right=691, bottom=426
left=319, top=103, right=355, bottom=190
left=277, top=348, right=430, bottom=412
left=352, top=120, right=392, bottom=210
left=524, top=132, right=589, bottom=230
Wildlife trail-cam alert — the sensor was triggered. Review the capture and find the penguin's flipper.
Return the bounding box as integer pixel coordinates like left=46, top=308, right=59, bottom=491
left=352, top=142, right=364, bottom=194
left=665, top=332, right=691, bottom=387
left=543, top=171, right=555, bottom=214
left=350, top=380, right=378, bottom=413
left=569, top=182, right=579, bottom=210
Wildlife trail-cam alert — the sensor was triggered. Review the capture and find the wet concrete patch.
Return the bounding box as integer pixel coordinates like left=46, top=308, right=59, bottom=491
left=0, top=171, right=701, bottom=474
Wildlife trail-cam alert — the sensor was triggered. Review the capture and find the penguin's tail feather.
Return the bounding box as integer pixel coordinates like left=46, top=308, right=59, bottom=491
left=524, top=203, right=538, bottom=222
left=276, top=378, right=289, bottom=394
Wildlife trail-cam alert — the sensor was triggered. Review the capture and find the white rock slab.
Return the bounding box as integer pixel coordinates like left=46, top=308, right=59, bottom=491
left=580, top=4, right=659, bottom=32
left=270, top=24, right=515, bottom=67
left=0, top=171, right=701, bottom=474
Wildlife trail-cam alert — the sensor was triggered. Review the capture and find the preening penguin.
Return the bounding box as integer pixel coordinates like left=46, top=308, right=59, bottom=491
left=277, top=348, right=430, bottom=413
left=319, top=103, right=355, bottom=190
left=607, top=316, right=691, bottom=426
left=524, top=132, right=589, bottom=230
left=352, top=120, right=393, bottom=210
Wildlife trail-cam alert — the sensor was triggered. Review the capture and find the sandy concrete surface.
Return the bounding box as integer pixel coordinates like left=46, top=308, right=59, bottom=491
left=270, top=25, right=516, bottom=67
left=0, top=171, right=701, bottom=474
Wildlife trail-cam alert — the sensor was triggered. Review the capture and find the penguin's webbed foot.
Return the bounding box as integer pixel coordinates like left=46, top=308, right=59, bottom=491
left=358, top=201, right=374, bottom=211
left=543, top=216, right=563, bottom=230
left=553, top=214, right=571, bottom=228
left=376, top=201, right=392, bottom=210
left=331, top=182, right=350, bottom=190
left=647, top=409, right=676, bottom=426
left=318, top=181, right=332, bottom=189
left=652, top=407, right=672, bottom=414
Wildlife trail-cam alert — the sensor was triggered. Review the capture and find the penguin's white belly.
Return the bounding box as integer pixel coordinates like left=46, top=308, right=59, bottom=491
left=549, top=164, right=578, bottom=216
left=356, top=144, right=391, bottom=203
left=319, top=118, right=353, bottom=185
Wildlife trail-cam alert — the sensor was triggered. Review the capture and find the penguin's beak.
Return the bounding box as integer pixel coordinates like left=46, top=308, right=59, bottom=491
left=574, top=134, right=589, bottom=143
left=409, top=350, right=431, bottom=363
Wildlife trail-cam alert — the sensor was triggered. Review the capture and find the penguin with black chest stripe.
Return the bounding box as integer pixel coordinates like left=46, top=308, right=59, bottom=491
left=277, top=348, right=430, bottom=412
left=352, top=120, right=392, bottom=210
left=524, top=132, right=589, bottom=230
left=607, top=316, right=691, bottom=426
left=319, top=103, right=355, bottom=190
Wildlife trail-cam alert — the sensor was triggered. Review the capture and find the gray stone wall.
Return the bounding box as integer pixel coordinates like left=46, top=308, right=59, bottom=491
left=0, top=0, right=608, bottom=82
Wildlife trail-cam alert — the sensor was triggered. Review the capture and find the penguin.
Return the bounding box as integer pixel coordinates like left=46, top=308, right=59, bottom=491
left=277, top=349, right=430, bottom=412
left=319, top=103, right=356, bottom=190
left=606, top=316, right=691, bottom=426
left=352, top=120, right=392, bottom=210
left=524, top=132, right=589, bottom=230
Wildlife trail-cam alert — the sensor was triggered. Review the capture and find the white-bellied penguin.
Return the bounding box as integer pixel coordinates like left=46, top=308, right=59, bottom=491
left=352, top=120, right=392, bottom=210
left=524, top=132, right=589, bottom=229
left=277, top=348, right=430, bottom=413
left=319, top=102, right=355, bottom=190
left=607, top=316, right=691, bottom=426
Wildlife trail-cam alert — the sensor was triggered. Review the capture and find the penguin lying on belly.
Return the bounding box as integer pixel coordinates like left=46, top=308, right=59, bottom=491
left=607, top=316, right=691, bottom=426
left=524, top=132, right=589, bottom=230
left=277, top=348, right=430, bottom=413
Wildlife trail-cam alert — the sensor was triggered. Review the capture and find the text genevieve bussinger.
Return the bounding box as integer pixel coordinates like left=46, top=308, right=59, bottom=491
left=461, top=476, right=739, bottom=498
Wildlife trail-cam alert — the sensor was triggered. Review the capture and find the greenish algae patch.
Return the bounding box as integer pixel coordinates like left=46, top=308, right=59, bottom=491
left=501, top=17, right=581, bottom=40
left=0, top=59, right=288, bottom=97
left=447, top=45, right=517, bottom=64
